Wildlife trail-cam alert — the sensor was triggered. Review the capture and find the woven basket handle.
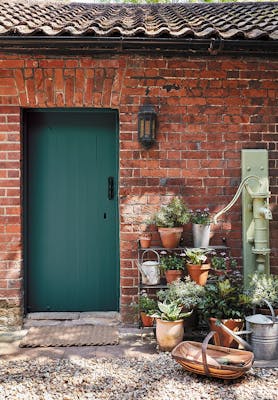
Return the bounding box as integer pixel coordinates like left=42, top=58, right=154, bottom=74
left=201, top=331, right=217, bottom=377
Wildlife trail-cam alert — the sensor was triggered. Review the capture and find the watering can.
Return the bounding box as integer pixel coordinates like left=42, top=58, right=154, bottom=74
left=219, top=299, right=278, bottom=360
left=245, top=299, right=278, bottom=360
left=138, top=249, right=160, bottom=285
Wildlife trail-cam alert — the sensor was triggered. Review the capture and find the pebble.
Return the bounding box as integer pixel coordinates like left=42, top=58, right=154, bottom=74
left=0, top=354, right=277, bottom=399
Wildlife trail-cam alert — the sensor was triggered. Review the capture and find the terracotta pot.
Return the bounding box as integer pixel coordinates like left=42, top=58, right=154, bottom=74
left=165, top=269, right=183, bottom=284
left=156, top=318, right=184, bottom=351
left=209, top=317, right=244, bottom=348
left=158, top=227, right=183, bottom=249
left=186, top=263, right=210, bottom=286
left=139, top=235, right=152, bottom=249
left=140, top=312, right=154, bottom=327
left=139, top=233, right=152, bottom=249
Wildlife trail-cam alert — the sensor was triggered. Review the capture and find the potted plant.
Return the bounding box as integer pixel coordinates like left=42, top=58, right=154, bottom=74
left=150, top=197, right=190, bottom=248
left=185, top=248, right=211, bottom=286
left=210, top=252, right=238, bottom=277
left=152, top=301, right=192, bottom=351
left=138, top=231, right=152, bottom=249
left=245, top=272, right=278, bottom=315
left=157, top=277, right=205, bottom=328
left=160, top=251, right=185, bottom=283
left=190, top=208, right=211, bottom=248
left=136, top=291, right=157, bottom=327
left=198, top=275, right=251, bottom=348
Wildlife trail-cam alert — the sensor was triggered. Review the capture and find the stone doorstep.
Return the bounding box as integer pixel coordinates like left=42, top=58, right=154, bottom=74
left=23, top=311, right=121, bottom=328
left=26, top=311, right=120, bottom=320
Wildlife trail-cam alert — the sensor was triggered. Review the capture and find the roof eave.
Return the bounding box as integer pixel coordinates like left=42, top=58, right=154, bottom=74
left=0, top=36, right=277, bottom=57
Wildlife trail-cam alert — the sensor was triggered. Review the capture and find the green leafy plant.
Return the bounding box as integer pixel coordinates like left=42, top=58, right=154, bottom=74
left=138, top=291, right=157, bottom=314
left=190, top=208, right=211, bottom=225
left=185, top=248, right=209, bottom=265
left=245, top=273, right=278, bottom=308
left=157, top=277, right=205, bottom=310
left=152, top=301, right=192, bottom=321
left=210, top=252, right=238, bottom=271
left=132, top=291, right=157, bottom=315
left=160, top=251, right=185, bottom=271
left=198, top=278, right=251, bottom=320
left=150, top=197, right=190, bottom=228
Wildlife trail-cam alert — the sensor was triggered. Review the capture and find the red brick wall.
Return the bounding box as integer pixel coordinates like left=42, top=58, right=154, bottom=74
left=0, top=53, right=277, bottom=326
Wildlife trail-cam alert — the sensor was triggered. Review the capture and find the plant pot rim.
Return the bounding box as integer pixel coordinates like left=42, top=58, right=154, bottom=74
left=156, top=318, right=184, bottom=323
left=187, top=263, right=211, bottom=270
left=158, top=226, right=183, bottom=232
left=209, top=317, right=243, bottom=323
left=192, top=223, right=210, bottom=226
left=165, top=269, right=183, bottom=272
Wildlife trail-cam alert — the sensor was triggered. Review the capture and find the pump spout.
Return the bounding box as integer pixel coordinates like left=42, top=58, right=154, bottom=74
left=213, top=175, right=261, bottom=224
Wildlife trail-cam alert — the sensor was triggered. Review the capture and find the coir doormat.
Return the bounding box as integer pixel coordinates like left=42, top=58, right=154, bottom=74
left=19, top=325, right=119, bottom=347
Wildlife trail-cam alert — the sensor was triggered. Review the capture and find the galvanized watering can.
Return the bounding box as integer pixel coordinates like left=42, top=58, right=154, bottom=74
left=138, top=249, right=160, bottom=285
left=218, top=300, right=278, bottom=361
left=245, top=299, right=278, bottom=361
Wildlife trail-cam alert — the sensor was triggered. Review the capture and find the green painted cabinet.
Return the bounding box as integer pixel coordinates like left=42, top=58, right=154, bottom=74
left=24, top=109, right=119, bottom=312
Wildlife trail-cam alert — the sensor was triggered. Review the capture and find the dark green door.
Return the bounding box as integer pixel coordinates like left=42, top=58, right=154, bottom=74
left=24, top=109, right=119, bottom=312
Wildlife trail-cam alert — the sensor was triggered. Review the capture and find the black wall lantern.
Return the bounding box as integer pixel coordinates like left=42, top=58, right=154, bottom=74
left=137, top=105, right=157, bottom=149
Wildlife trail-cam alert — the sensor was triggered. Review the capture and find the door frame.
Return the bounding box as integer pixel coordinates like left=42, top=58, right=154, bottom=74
left=22, top=107, right=120, bottom=313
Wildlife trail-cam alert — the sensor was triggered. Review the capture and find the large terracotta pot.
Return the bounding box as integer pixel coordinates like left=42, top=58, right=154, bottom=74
left=156, top=318, right=184, bottom=351
left=186, top=263, right=210, bottom=286
left=209, top=317, right=244, bottom=348
left=165, top=269, right=183, bottom=284
left=158, top=227, right=183, bottom=249
left=140, top=312, right=154, bottom=327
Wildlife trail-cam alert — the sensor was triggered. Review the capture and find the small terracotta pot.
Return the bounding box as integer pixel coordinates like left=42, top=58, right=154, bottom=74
left=209, top=317, right=244, bottom=348
left=139, top=233, right=152, bottom=249
left=158, top=227, right=183, bottom=249
left=156, top=318, right=184, bottom=351
left=165, top=269, right=183, bottom=284
left=186, top=263, right=210, bottom=286
left=140, top=312, right=154, bottom=327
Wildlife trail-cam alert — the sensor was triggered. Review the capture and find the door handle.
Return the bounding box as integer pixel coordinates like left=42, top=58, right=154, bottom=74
left=108, top=176, right=114, bottom=200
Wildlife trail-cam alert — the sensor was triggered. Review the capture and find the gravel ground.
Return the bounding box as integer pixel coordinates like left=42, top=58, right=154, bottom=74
left=0, top=354, right=277, bottom=400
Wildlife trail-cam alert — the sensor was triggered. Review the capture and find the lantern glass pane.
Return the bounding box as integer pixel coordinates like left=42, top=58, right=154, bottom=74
left=145, top=119, right=151, bottom=136
left=139, top=118, right=145, bottom=138
left=151, top=118, right=156, bottom=138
